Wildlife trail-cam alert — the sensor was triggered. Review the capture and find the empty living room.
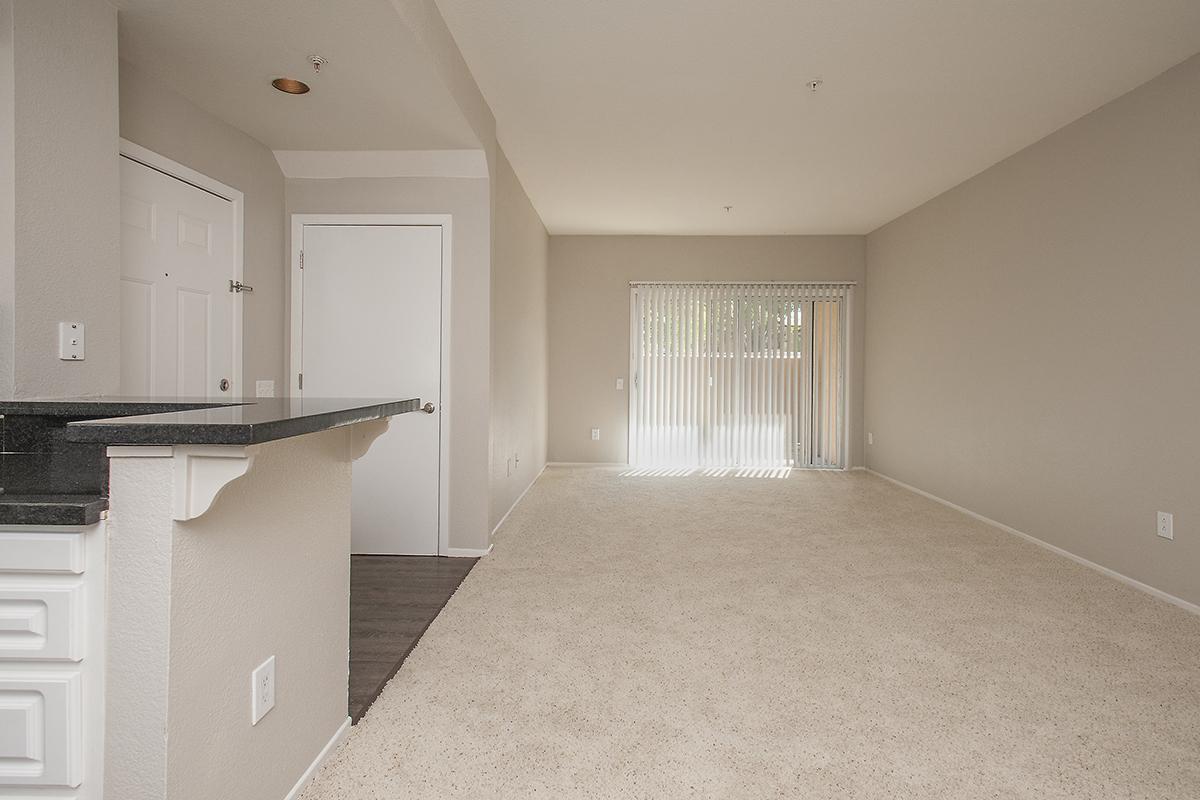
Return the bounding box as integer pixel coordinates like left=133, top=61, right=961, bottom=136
left=1, top=1, right=1198, bottom=799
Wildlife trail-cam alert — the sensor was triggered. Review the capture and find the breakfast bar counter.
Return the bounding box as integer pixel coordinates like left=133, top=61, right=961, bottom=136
left=0, top=396, right=418, bottom=800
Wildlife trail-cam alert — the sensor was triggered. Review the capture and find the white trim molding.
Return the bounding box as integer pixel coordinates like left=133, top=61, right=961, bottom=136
left=118, top=139, right=246, bottom=397
left=867, top=468, right=1200, bottom=616
left=273, top=150, right=488, bottom=180
left=443, top=544, right=493, bottom=559
left=546, top=462, right=628, bottom=468
left=491, top=465, right=547, bottom=538
left=284, top=717, right=351, bottom=800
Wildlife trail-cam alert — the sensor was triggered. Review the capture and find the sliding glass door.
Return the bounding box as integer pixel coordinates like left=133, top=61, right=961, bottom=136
left=628, top=282, right=849, bottom=469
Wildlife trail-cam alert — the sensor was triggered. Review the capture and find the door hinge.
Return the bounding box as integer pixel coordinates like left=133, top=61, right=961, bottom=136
left=299, top=250, right=304, bottom=269
left=298, top=372, right=303, bottom=390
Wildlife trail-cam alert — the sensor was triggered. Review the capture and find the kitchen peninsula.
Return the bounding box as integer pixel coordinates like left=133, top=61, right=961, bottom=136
left=0, top=397, right=418, bottom=800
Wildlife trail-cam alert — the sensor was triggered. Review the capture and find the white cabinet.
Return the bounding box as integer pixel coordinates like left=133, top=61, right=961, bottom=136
left=0, top=672, right=82, bottom=786
left=0, top=524, right=104, bottom=799
left=0, top=585, right=85, bottom=661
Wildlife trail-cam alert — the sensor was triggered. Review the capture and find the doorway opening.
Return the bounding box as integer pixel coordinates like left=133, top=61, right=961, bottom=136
left=290, top=215, right=452, bottom=556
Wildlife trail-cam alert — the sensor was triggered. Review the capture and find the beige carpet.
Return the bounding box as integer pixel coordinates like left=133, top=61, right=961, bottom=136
left=302, top=467, right=1200, bottom=799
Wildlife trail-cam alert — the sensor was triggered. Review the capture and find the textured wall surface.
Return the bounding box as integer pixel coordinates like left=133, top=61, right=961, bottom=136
left=104, top=453, right=174, bottom=800
left=548, top=235, right=866, bottom=465
left=490, top=148, right=549, bottom=530
left=3, top=0, right=120, bottom=398
left=865, top=54, right=1200, bottom=606
left=106, top=429, right=354, bottom=800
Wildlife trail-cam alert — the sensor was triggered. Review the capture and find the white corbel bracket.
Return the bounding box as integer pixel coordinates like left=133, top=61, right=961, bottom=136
left=171, top=445, right=258, bottom=521
left=350, top=418, right=390, bottom=461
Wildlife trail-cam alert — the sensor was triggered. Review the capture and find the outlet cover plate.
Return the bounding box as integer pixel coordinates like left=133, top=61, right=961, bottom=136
left=1157, top=511, right=1174, bottom=540
left=251, top=655, right=276, bottom=724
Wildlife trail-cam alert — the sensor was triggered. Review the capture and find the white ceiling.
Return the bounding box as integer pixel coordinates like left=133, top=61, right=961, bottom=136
left=115, top=0, right=479, bottom=151
left=435, top=0, right=1200, bottom=234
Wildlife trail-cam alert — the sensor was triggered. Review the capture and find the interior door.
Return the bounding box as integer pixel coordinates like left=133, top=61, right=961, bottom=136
left=119, top=155, right=236, bottom=398
left=299, top=224, right=442, bottom=555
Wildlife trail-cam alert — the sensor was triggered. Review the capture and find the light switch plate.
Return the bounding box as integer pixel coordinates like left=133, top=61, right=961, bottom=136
left=255, top=380, right=275, bottom=398
left=616, top=377, right=624, bottom=390
left=58, top=322, right=85, bottom=361
left=591, top=428, right=600, bottom=441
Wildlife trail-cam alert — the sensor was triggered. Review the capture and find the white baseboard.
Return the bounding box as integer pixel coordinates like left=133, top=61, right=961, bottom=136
left=491, top=465, right=547, bottom=537
left=867, top=468, right=1200, bottom=616
left=442, top=544, right=493, bottom=558
left=546, top=461, right=627, bottom=467
left=285, top=716, right=350, bottom=800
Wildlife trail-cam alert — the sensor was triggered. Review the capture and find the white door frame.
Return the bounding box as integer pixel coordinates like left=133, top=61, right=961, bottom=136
left=118, top=139, right=245, bottom=396
left=289, top=214, right=453, bottom=556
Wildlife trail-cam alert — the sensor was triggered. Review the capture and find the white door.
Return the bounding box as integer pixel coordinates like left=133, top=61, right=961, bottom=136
left=119, top=155, right=237, bottom=398
left=297, top=224, right=443, bottom=555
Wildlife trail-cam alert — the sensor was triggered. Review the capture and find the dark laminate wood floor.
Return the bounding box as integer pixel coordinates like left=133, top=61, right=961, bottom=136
left=349, top=555, right=477, bottom=723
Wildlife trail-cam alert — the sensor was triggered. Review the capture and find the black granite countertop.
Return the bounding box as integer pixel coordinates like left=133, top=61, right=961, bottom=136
left=63, top=397, right=420, bottom=445
left=0, top=494, right=108, bottom=526
left=1, top=396, right=419, bottom=526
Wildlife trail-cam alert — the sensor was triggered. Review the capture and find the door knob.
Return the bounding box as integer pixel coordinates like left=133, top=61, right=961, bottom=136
left=421, top=402, right=436, bottom=414
left=219, top=378, right=230, bottom=392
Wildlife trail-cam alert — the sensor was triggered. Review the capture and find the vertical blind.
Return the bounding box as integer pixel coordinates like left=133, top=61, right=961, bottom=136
left=629, top=282, right=850, bottom=469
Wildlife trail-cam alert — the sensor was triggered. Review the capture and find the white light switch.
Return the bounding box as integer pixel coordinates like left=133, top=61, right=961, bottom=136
left=616, top=377, right=624, bottom=390
left=255, top=380, right=275, bottom=398
left=591, top=428, right=600, bottom=440
left=58, top=322, right=85, bottom=361
left=867, top=432, right=874, bottom=445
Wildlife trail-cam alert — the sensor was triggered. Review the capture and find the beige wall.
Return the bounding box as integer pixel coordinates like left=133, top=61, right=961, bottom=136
left=105, top=429, right=355, bottom=800
left=285, top=176, right=492, bottom=552
left=119, top=61, right=287, bottom=394
left=548, top=235, right=866, bottom=465
left=0, top=0, right=120, bottom=399
left=490, top=148, right=549, bottom=530
left=0, top=2, right=13, bottom=399
left=865, top=54, right=1200, bottom=607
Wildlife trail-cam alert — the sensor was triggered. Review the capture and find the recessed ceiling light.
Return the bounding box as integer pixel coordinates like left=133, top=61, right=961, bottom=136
left=272, top=77, right=310, bottom=95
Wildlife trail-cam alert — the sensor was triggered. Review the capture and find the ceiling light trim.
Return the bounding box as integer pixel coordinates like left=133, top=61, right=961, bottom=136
left=273, top=150, right=489, bottom=180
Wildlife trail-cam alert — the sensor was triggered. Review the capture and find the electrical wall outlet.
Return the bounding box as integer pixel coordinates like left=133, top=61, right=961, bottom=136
left=867, top=432, right=874, bottom=446
left=1157, top=511, right=1174, bottom=541
left=58, top=322, right=85, bottom=361
left=251, top=656, right=276, bottom=725
left=255, top=380, right=275, bottom=398
left=591, top=428, right=600, bottom=440
left=616, top=377, right=624, bottom=390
